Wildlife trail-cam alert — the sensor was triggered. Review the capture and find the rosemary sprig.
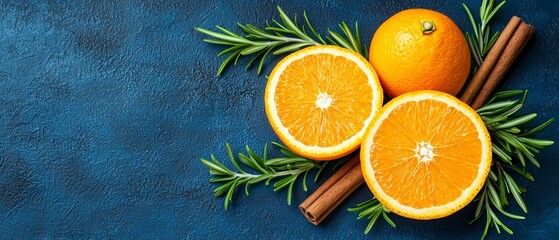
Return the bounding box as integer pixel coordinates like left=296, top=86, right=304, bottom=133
left=201, top=142, right=328, bottom=209
left=348, top=197, right=396, bottom=234
left=472, top=90, right=554, bottom=239
left=463, top=0, right=507, bottom=72
left=196, top=6, right=367, bottom=76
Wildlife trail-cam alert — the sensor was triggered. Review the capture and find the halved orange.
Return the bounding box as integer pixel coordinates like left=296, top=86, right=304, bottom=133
left=361, top=90, right=491, bottom=219
left=265, top=45, right=384, bottom=160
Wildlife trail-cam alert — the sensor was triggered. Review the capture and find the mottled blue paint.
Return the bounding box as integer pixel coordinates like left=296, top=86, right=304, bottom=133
left=0, top=0, right=557, bottom=239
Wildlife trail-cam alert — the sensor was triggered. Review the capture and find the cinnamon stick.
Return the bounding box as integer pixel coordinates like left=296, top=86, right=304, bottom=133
left=459, top=16, right=522, bottom=104
left=299, top=154, right=363, bottom=225
left=471, top=22, right=535, bottom=109
left=299, top=16, right=535, bottom=225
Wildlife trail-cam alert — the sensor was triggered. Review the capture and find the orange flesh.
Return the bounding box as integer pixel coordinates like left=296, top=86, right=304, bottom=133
left=370, top=99, right=482, bottom=209
left=274, top=53, right=374, bottom=147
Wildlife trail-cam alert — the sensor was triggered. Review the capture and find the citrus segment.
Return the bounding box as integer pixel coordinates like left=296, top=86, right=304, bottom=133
left=265, top=46, right=383, bottom=160
left=361, top=90, right=491, bottom=219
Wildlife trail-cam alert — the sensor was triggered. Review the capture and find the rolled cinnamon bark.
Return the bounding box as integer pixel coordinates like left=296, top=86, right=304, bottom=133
left=459, top=16, right=522, bottom=105
left=299, top=154, right=363, bottom=225
left=471, top=22, right=535, bottom=109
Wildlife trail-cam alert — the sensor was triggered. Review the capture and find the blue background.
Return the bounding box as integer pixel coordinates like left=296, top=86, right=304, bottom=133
left=0, top=0, right=557, bottom=239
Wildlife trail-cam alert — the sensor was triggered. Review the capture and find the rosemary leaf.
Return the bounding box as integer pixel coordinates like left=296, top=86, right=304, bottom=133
left=519, top=118, right=555, bottom=136
left=493, top=113, right=537, bottom=129
left=348, top=197, right=396, bottom=234
left=487, top=90, right=524, bottom=103
left=477, top=100, right=519, bottom=113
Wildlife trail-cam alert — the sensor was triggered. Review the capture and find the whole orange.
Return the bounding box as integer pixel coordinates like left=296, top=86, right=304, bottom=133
left=369, top=9, right=470, bottom=98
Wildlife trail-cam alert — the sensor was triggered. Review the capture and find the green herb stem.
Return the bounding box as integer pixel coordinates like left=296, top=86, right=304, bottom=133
left=201, top=142, right=328, bottom=209
left=196, top=6, right=367, bottom=76
left=463, top=0, right=507, bottom=73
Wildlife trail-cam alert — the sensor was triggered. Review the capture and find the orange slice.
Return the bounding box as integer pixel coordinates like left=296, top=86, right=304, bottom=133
left=361, top=90, right=491, bottom=219
left=265, top=46, right=384, bottom=160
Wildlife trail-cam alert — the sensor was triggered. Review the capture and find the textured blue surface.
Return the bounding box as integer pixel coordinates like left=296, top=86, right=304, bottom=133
left=0, top=0, right=558, bottom=239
